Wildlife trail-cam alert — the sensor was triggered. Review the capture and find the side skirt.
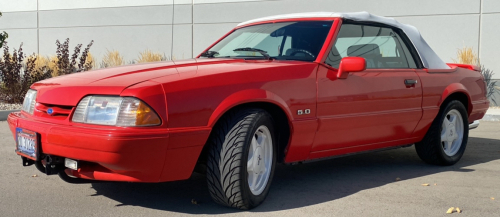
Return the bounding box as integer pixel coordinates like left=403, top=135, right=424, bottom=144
left=288, top=143, right=414, bottom=165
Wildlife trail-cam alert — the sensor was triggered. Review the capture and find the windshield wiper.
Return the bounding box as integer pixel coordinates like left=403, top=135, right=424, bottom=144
left=200, top=50, right=219, bottom=58
left=233, top=47, right=271, bottom=60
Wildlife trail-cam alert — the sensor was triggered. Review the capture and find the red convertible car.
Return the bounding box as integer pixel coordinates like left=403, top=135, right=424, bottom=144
left=9, top=12, right=489, bottom=209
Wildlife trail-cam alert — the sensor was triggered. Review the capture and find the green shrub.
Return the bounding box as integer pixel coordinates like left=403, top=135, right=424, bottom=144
left=479, top=66, right=499, bottom=105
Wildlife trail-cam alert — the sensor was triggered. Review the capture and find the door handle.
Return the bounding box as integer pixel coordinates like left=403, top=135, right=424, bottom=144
left=404, top=79, right=418, bottom=86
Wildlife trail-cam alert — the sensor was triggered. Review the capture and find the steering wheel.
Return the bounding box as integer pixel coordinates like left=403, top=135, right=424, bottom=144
left=289, top=49, right=316, bottom=58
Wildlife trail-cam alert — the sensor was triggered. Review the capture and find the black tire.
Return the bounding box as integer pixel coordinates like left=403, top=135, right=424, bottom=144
left=206, top=108, right=277, bottom=210
left=415, top=100, right=469, bottom=165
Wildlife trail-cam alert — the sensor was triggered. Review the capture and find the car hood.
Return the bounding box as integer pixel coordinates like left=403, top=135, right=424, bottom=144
left=32, top=58, right=246, bottom=106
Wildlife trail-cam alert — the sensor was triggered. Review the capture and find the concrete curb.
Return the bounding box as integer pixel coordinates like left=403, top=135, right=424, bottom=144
left=0, top=110, right=19, bottom=121
left=482, top=114, right=500, bottom=122
left=483, top=108, right=500, bottom=121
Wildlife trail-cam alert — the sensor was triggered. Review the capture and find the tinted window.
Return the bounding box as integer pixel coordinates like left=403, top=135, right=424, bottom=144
left=325, top=23, right=417, bottom=69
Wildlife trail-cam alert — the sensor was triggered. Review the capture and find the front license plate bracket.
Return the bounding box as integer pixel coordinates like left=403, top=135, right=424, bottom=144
left=22, top=156, right=35, bottom=167
left=15, top=127, right=40, bottom=161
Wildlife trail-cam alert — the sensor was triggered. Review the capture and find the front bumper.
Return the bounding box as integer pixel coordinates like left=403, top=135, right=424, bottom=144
left=8, top=112, right=210, bottom=182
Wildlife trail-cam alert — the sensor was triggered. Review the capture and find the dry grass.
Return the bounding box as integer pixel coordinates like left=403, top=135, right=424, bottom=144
left=20, top=53, right=93, bottom=78
left=85, top=52, right=97, bottom=70
left=22, top=50, right=177, bottom=72
left=453, top=46, right=479, bottom=65
left=136, top=49, right=165, bottom=63
left=24, top=55, right=59, bottom=77
left=48, top=56, right=59, bottom=77
left=453, top=46, right=500, bottom=106
left=101, top=50, right=124, bottom=68
left=26, top=55, right=49, bottom=71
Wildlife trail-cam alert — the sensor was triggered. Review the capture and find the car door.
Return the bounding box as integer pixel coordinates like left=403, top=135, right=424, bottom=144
left=310, top=22, right=423, bottom=155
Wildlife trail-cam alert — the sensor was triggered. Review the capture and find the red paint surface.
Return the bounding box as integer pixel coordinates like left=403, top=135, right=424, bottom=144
left=8, top=17, right=488, bottom=182
left=313, top=66, right=424, bottom=154
left=336, top=57, right=367, bottom=79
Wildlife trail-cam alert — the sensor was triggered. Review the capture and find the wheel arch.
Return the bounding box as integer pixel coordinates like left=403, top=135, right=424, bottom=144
left=196, top=90, right=293, bottom=170
left=207, top=89, right=294, bottom=127
left=439, top=83, right=472, bottom=116
left=220, top=101, right=292, bottom=163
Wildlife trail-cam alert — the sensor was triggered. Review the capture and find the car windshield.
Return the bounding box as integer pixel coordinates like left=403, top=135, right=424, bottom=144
left=202, top=21, right=333, bottom=61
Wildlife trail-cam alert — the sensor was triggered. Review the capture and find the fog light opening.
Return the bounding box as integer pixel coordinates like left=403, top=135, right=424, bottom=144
left=64, top=158, right=79, bottom=170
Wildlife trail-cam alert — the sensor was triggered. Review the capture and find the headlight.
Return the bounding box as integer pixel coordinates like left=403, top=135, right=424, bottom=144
left=72, top=96, right=161, bottom=126
left=22, top=89, right=37, bottom=114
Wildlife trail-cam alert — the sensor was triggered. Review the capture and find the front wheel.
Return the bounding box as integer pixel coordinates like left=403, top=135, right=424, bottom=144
left=206, top=109, right=276, bottom=210
left=415, top=100, right=469, bottom=165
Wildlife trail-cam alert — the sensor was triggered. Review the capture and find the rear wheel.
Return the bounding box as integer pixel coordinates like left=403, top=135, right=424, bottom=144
left=415, top=100, right=469, bottom=165
left=206, top=109, right=276, bottom=210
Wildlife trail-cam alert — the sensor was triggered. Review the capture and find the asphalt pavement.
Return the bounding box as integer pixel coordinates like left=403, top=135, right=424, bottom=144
left=0, top=121, right=499, bottom=217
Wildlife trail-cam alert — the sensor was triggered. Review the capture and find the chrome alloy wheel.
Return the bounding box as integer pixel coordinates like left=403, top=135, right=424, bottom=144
left=247, top=125, right=273, bottom=195
left=441, top=109, right=464, bottom=156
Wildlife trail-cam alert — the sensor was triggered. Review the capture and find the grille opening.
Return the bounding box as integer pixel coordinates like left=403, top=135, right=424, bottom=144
left=35, top=103, right=74, bottom=117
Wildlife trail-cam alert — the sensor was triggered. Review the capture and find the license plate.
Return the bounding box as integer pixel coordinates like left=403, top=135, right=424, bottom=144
left=16, top=128, right=38, bottom=160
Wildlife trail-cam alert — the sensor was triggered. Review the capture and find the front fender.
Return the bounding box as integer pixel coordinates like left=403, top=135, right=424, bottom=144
left=207, top=89, right=293, bottom=127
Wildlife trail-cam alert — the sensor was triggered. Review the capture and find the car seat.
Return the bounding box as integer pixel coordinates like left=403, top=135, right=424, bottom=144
left=347, top=44, right=383, bottom=68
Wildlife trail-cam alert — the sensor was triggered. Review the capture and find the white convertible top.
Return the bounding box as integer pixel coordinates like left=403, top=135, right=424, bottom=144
left=238, top=12, right=449, bottom=69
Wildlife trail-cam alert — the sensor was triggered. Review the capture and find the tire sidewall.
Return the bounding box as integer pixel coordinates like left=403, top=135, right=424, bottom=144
left=240, top=111, right=277, bottom=208
left=436, top=101, right=469, bottom=164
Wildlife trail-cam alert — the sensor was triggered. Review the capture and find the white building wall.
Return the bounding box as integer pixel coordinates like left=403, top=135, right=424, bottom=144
left=0, top=0, right=498, bottom=80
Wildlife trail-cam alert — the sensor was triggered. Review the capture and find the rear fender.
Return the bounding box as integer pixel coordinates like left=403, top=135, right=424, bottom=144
left=439, top=83, right=472, bottom=114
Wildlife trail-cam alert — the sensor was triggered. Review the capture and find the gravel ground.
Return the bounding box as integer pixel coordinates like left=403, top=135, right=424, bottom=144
left=0, top=102, right=22, bottom=111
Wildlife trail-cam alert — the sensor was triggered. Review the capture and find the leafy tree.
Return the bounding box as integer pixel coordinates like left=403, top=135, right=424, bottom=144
left=0, top=12, right=8, bottom=48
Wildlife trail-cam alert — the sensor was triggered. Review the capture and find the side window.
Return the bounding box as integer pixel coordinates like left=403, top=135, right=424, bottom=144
left=325, top=23, right=417, bottom=69
left=281, top=36, right=292, bottom=55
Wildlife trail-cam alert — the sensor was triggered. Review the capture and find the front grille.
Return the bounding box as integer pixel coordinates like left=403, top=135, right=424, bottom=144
left=35, top=103, right=73, bottom=117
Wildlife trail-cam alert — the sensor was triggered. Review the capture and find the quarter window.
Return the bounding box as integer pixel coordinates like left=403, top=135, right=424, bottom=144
left=325, top=23, right=417, bottom=69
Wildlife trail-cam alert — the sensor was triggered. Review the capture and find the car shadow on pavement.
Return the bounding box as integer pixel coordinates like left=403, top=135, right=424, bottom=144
left=90, top=136, right=500, bottom=214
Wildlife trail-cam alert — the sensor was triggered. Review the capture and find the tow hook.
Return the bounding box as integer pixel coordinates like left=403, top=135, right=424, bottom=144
left=44, top=155, right=65, bottom=175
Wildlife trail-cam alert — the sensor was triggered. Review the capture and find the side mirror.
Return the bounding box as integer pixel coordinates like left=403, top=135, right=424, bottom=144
left=337, top=57, right=366, bottom=79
